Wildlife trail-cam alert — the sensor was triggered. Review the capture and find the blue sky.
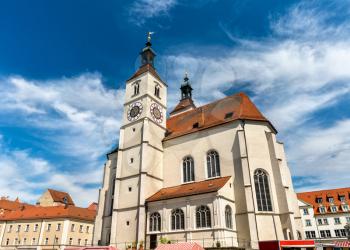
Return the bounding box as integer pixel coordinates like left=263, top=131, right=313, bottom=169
left=0, top=0, right=349, bottom=206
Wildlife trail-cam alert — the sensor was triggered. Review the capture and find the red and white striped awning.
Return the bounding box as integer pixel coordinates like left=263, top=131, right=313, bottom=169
left=334, top=241, right=350, bottom=247
left=156, top=243, right=204, bottom=250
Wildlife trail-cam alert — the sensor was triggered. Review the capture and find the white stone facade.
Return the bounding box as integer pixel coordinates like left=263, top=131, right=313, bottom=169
left=298, top=193, right=350, bottom=247
left=93, top=42, right=303, bottom=250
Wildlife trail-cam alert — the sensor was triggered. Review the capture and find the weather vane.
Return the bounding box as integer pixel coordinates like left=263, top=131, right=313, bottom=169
left=147, top=31, right=154, bottom=43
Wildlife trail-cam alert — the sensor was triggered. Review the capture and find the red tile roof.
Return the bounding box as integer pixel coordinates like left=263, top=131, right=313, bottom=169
left=48, top=189, right=75, bottom=205
left=297, top=187, right=350, bottom=215
left=165, top=92, right=274, bottom=140
left=0, top=199, right=33, bottom=211
left=127, top=63, right=164, bottom=83
left=146, top=176, right=231, bottom=202
left=170, top=98, right=196, bottom=115
left=87, top=202, right=98, bottom=211
left=0, top=205, right=96, bottom=222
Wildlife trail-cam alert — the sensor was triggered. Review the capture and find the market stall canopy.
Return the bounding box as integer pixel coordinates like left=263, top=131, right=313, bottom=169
left=156, top=243, right=204, bottom=250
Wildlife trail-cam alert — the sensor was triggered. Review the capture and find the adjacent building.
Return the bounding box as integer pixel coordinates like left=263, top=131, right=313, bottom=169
left=93, top=36, right=303, bottom=250
left=0, top=189, right=96, bottom=250
left=298, top=187, right=350, bottom=246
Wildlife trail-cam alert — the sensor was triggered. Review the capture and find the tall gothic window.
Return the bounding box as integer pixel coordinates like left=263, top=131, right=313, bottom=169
left=254, top=169, right=273, bottom=211
left=225, top=205, right=232, bottom=229
left=183, top=156, right=195, bottom=183
left=196, top=205, right=211, bottom=228
left=207, top=150, right=220, bottom=178
left=149, top=212, right=161, bottom=232
left=171, top=209, right=184, bottom=230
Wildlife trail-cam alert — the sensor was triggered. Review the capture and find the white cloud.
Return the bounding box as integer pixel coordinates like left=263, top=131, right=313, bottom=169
left=0, top=73, right=123, bottom=161
left=129, top=0, right=177, bottom=25
left=287, top=119, right=350, bottom=190
left=0, top=137, right=101, bottom=205
left=0, top=73, right=124, bottom=206
left=162, top=1, right=350, bottom=190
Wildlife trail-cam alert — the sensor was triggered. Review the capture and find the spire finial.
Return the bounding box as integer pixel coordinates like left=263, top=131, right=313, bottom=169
left=184, top=71, right=189, bottom=82
left=141, top=32, right=156, bottom=66
left=147, top=31, right=154, bottom=45
left=180, top=71, right=193, bottom=100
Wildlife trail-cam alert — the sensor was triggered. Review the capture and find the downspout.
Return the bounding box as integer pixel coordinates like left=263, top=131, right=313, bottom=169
left=144, top=202, right=148, bottom=249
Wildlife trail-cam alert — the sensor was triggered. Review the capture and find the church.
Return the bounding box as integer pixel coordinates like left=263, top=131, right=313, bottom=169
left=93, top=35, right=303, bottom=250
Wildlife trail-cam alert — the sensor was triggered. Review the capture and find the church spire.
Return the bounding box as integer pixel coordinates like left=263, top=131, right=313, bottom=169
left=180, top=72, right=193, bottom=100
left=140, top=32, right=156, bottom=67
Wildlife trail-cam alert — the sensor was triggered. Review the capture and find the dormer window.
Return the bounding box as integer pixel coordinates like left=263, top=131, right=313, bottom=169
left=342, top=204, right=349, bottom=212
left=330, top=206, right=338, bottom=213
left=319, top=207, right=326, bottom=214
left=316, top=197, right=323, bottom=204
left=154, top=85, right=160, bottom=98
left=339, top=195, right=346, bottom=202
left=224, top=112, right=233, bottom=119
left=328, top=197, right=334, bottom=203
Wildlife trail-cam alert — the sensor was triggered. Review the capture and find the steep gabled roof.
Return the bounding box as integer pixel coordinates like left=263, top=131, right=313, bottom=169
left=47, top=189, right=75, bottom=205
left=297, top=187, right=350, bottom=215
left=170, top=98, right=196, bottom=115
left=127, top=63, right=164, bottom=84
left=146, top=176, right=231, bottom=202
left=165, top=92, right=274, bottom=140
left=0, top=205, right=96, bottom=222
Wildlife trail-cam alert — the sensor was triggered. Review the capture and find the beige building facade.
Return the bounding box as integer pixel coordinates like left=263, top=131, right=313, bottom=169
left=298, top=187, right=350, bottom=248
left=0, top=189, right=96, bottom=250
left=93, top=37, right=303, bottom=250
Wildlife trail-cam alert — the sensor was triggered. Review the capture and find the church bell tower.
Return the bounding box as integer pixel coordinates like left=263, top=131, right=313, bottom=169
left=109, top=33, right=167, bottom=247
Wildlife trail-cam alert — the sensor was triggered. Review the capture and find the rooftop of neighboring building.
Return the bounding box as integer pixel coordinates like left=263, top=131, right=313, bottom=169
left=0, top=197, right=33, bottom=212
left=48, top=188, right=75, bottom=205
left=297, top=187, right=350, bottom=215
left=0, top=204, right=96, bottom=222
left=0, top=189, right=96, bottom=221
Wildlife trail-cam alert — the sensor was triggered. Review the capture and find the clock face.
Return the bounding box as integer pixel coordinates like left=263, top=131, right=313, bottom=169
left=150, top=103, right=163, bottom=123
left=127, top=102, right=143, bottom=121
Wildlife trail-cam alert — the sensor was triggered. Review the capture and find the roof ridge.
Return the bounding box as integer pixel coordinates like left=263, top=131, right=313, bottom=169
left=298, top=187, right=350, bottom=195
left=168, top=93, right=244, bottom=119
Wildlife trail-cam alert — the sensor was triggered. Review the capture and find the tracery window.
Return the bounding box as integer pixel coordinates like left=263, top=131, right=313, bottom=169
left=225, top=205, right=232, bottom=229
left=183, top=156, right=194, bottom=182
left=254, top=169, right=272, bottom=211
left=149, top=212, right=161, bottom=232
left=171, top=209, right=184, bottom=230
left=207, top=150, right=220, bottom=178
left=196, top=205, right=211, bottom=228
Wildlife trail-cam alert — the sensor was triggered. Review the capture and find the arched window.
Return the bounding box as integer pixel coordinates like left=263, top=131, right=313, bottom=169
left=154, top=85, right=160, bottom=98
left=196, top=205, right=211, bottom=228
left=183, top=156, right=194, bottom=182
left=133, top=82, right=140, bottom=96
left=225, top=205, right=232, bottom=229
left=149, top=212, right=161, bottom=232
left=171, top=209, right=184, bottom=230
left=254, top=169, right=272, bottom=211
left=207, top=150, right=220, bottom=178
